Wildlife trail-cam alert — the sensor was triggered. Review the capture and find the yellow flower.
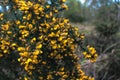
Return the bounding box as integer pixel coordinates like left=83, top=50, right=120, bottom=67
left=21, top=30, right=29, bottom=36
left=47, top=74, right=52, bottom=79
left=27, top=13, right=32, bottom=20
left=1, top=24, right=9, bottom=30
left=38, top=36, right=43, bottom=40
left=37, top=16, right=41, bottom=19
left=1, top=45, right=5, bottom=50
left=31, top=37, right=36, bottom=43
left=83, top=52, right=87, bottom=55
left=54, top=9, right=58, bottom=13
left=24, top=77, right=28, bottom=80
left=63, top=40, right=67, bottom=44
left=39, top=7, right=44, bottom=11
left=48, top=32, right=55, bottom=37
left=25, top=58, right=32, bottom=64
left=80, top=35, right=85, bottom=39
left=88, top=47, right=96, bottom=54
left=28, top=1, right=33, bottom=6
left=61, top=0, right=66, bottom=3
left=62, top=74, right=68, bottom=78
left=17, top=47, right=25, bottom=51
left=32, top=20, right=35, bottom=24
left=60, top=67, right=64, bottom=71
left=33, top=4, right=39, bottom=9
left=39, top=77, right=43, bottom=79
left=52, top=45, right=57, bottom=49
left=28, top=24, right=33, bottom=29
left=54, top=25, right=59, bottom=30
left=0, top=13, right=3, bottom=20
left=63, top=19, right=69, bottom=23
left=15, top=20, right=20, bottom=25
left=18, top=58, right=21, bottom=62
left=36, top=44, right=42, bottom=49
left=46, top=5, right=50, bottom=9
left=42, top=61, right=46, bottom=65
left=50, top=40, right=56, bottom=45
left=33, top=50, right=40, bottom=55
left=3, top=50, right=8, bottom=54
left=94, top=54, right=98, bottom=57
left=11, top=43, right=17, bottom=50
left=60, top=71, right=65, bottom=75
left=45, top=23, right=50, bottom=28
left=24, top=65, right=28, bottom=71
left=29, top=65, right=34, bottom=70
left=49, top=12, right=53, bottom=16
left=23, top=16, right=27, bottom=20
left=0, top=13, right=3, bottom=17
left=0, top=54, right=3, bottom=57
left=61, top=4, right=68, bottom=10
left=19, top=52, right=28, bottom=57
left=71, top=45, right=75, bottom=50
left=7, top=31, right=12, bottom=34
left=28, top=71, right=32, bottom=75
left=58, top=36, right=63, bottom=41
left=52, top=17, right=56, bottom=22
left=45, top=14, right=49, bottom=18
left=85, top=54, right=91, bottom=58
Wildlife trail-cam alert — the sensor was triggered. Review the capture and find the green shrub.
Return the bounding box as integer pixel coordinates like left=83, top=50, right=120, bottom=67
left=95, top=4, right=119, bottom=37
left=64, top=0, right=86, bottom=23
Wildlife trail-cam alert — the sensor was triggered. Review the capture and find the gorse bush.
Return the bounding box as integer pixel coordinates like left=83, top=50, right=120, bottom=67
left=0, top=0, right=98, bottom=80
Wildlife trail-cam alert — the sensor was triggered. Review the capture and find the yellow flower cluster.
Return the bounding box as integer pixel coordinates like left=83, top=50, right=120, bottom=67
left=15, top=0, right=32, bottom=11
left=75, top=64, right=94, bottom=80
left=83, top=46, right=98, bottom=62
left=0, top=13, right=4, bottom=20
left=0, top=0, right=98, bottom=80
left=0, top=38, right=10, bottom=57
left=17, top=45, right=42, bottom=75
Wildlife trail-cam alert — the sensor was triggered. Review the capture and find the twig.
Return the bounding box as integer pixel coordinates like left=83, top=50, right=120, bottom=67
left=103, top=41, right=120, bottom=54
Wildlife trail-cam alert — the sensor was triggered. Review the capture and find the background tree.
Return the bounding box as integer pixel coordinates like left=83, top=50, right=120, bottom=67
left=64, top=0, right=86, bottom=22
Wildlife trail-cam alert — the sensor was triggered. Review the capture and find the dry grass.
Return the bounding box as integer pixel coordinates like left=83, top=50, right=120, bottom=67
left=70, top=22, right=96, bottom=35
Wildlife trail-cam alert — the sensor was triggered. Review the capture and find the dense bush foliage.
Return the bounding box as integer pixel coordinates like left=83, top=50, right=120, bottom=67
left=64, top=0, right=86, bottom=23
left=0, top=0, right=98, bottom=80
left=95, top=4, right=120, bottom=37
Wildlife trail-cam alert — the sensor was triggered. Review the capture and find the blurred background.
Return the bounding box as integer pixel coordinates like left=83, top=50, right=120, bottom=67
left=63, top=0, right=120, bottom=80
left=0, top=0, right=120, bottom=80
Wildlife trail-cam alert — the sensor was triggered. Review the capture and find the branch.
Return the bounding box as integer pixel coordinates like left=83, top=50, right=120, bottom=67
left=103, top=41, right=120, bottom=54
